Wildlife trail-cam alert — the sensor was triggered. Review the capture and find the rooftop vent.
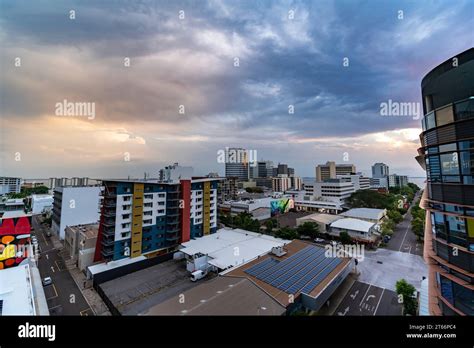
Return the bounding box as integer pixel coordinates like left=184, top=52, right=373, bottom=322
left=271, top=246, right=287, bottom=257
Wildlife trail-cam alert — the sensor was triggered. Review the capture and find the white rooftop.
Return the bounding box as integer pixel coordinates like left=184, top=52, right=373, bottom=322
left=87, top=255, right=147, bottom=275
left=340, top=208, right=386, bottom=220
left=180, top=228, right=289, bottom=270
left=0, top=264, right=36, bottom=315
left=330, top=218, right=375, bottom=233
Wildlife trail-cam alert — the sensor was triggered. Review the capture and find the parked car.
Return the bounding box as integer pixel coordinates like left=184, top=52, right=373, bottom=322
left=42, top=277, right=53, bottom=286
left=46, top=231, right=52, bottom=237
left=314, top=238, right=325, bottom=243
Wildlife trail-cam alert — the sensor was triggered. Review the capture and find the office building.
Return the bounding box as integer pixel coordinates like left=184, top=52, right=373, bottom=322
left=316, top=161, right=356, bottom=182
left=159, top=163, right=193, bottom=182
left=305, top=179, right=355, bottom=202
left=94, top=178, right=219, bottom=262
left=257, top=161, right=274, bottom=178
left=388, top=174, right=409, bottom=188
left=51, top=186, right=101, bottom=240
left=337, top=174, right=370, bottom=191
left=277, top=163, right=288, bottom=175
left=370, top=177, right=389, bottom=190
left=416, top=48, right=474, bottom=315
left=272, top=175, right=303, bottom=192
left=288, top=167, right=295, bottom=176
left=372, top=163, right=390, bottom=178
left=224, top=148, right=250, bottom=180
left=0, top=177, right=21, bottom=195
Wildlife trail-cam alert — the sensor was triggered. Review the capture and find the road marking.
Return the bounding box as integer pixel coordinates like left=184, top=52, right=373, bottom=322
left=359, top=284, right=372, bottom=306
left=48, top=304, right=62, bottom=310
left=55, top=260, right=64, bottom=271
left=366, top=295, right=376, bottom=301
left=41, top=232, right=49, bottom=246
left=46, top=254, right=49, bottom=260
left=374, top=288, right=385, bottom=315
left=337, top=306, right=349, bottom=316
left=50, top=266, right=55, bottom=273
left=350, top=290, right=359, bottom=300
left=46, top=284, right=59, bottom=300
left=398, top=224, right=411, bottom=252
left=80, top=309, right=92, bottom=316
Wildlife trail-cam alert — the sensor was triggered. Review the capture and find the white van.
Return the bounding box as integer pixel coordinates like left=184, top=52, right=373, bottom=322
left=190, top=270, right=206, bottom=282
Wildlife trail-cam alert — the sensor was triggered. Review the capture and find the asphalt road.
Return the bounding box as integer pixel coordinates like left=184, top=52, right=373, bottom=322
left=335, top=281, right=402, bottom=316
left=385, top=191, right=423, bottom=256
left=32, top=215, right=93, bottom=316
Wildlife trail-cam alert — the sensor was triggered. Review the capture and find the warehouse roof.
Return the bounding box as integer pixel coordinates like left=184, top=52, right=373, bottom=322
left=330, top=218, right=375, bottom=233
left=180, top=228, right=289, bottom=270
left=340, top=208, right=386, bottom=221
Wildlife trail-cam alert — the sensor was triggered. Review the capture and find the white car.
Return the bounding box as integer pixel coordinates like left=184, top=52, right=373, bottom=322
left=314, top=238, right=325, bottom=243
left=42, top=277, right=52, bottom=286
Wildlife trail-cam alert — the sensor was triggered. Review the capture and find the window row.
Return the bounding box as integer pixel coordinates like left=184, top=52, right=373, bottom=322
left=431, top=212, right=474, bottom=249
left=422, top=98, right=474, bottom=132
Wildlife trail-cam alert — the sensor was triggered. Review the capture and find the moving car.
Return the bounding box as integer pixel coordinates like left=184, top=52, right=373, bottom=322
left=42, top=277, right=53, bottom=286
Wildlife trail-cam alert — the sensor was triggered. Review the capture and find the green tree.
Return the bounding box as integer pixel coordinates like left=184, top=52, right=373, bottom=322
left=387, top=209, right=403, bottom=224
left=395, top=279, right=418, bottom=315
left=296, top=222, right=320, bottom=239
left=274, top=227, right=299, bottom=240
left=339, top=231, right=352, bottom=245
left=411, top=217, right=424, bottom=241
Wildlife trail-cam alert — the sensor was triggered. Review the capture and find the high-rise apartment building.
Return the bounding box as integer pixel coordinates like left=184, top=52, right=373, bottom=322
left=416, top=48, right=474, bottom=316
left=372, top=163, right=390, bottom=178
left=316, top=161, right=356, bottom=182
left=94, top=178, right=219, bottom=262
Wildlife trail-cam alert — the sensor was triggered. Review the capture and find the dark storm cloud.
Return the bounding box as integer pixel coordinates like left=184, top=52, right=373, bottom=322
left=1, top=0, right=473, bottom=137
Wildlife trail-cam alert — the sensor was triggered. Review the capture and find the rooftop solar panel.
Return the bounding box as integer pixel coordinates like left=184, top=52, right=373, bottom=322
left=244, top=258, right=279, bottom=276
left=268, top=248, right=326, bottom=286
left=254, top=246, right=314, bottom=280
left=300, top=258, right=342, bottom=295
left=285, top=256, right=337, bottom=294
left=275, top=250, right=329, bottom=290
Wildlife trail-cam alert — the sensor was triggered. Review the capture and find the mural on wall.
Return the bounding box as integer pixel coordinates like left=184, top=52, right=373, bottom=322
left=0, top=216, right=31, bottom=269
left=270, top=198, right=294, bottom=216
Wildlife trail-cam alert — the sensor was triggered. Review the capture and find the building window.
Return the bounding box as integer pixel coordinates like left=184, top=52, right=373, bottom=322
left=440, top=152, right=459, bottom=175
left=436, top=105, right=454, bottom=127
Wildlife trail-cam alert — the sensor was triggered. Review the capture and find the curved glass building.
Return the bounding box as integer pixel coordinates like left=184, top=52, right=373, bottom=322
left=417, top=47, right=474, bottom=315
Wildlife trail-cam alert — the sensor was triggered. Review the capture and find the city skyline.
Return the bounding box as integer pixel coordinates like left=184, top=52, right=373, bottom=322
left=1, top=0, right=473, bottom=179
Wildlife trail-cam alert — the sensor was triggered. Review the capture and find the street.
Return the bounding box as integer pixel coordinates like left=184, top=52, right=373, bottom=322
left=385, top=191, right=423, bottom=256
left=335, top=281, right=402, bottom=316
left=32, top=215, right=93, bottom=315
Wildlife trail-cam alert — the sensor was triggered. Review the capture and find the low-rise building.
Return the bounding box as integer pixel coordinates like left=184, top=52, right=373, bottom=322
left=339, top=208, right=387, bottom=224
left=337, top=174, right=370, bottom=191
left=296, top=213, right=343, bottom=233
left=329, top=218, right=377, bottom=243
left=179, top=228, right=289, bottom=272
left=30, top=194, right=54, bottom=214
left=0, top=263, right=49, bottom=315
left=64, top=223, right=99, bottom=271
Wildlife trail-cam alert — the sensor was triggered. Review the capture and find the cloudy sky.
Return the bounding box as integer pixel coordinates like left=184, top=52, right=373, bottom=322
left=1, top=0, right=473, bottom=179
